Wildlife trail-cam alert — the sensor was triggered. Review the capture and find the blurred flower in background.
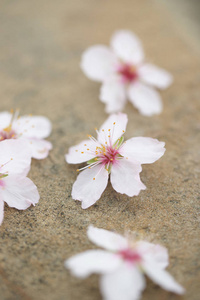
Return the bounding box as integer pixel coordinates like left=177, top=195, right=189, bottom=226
left=81, top=30, right=173, bottom=116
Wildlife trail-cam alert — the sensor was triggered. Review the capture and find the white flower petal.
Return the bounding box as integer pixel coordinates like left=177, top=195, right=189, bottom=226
left=100, top=78, right=126, bottom=113
left=0, top=112, right=12, bottom=129
left=87, top=226, right=128, bottom=251
left=97, top=113, right=128, bottom=145
left=81, top=45, right=117, bottom=82
left=120, top=137, right=165, bottom=164
left=65, top=250, right=121, bottom=279
left=128, top=82, right=163, bottom=116
left=27, top=139, right=52, bottom=159
left=110, top=159, right=146, bottom=197
left=136, top=241, right=169, bottom=269
left=2, top=175, right=39, bottom=210
left=111, top=30, right=144, bottom=65
left=100, top=264, right=145, bottom=300
left=138, top=64, right=173, bottom=90
left=13, top=115, right=52, bottom=139
left=143, top=261, right=185, bottom=295
left=66, top=140, right=96, bottom=164
left=72, top=165, right=109, bottom=209
left=0, top=140, right=31, bottom=176
left=0, top=199, right=4, bottom=225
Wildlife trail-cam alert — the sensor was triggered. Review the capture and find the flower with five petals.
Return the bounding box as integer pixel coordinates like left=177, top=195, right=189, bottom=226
left=81, top=30, right=173, bottom=116
left=65, top=113, right=165, bottom=209
left=65, top=226, right=185, bottom=300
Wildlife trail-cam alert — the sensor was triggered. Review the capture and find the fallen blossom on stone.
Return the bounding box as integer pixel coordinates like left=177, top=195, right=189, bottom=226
left=0, top=110, right=52, bottom=159
left=81, top=30, right=173, bottom=116
left=65, top=113, right=165, bottom=208
left=65, top=226, right=185, bottom=300
left=0, top=139, right=40, bottom=225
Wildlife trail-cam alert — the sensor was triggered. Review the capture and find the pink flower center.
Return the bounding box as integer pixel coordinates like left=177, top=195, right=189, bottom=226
left=118, top=64, right=138, bottom=83
left=0, top=110, right=20, bottom=141
left=97, top=145, right=120, bottom=166
left=0, top=128, right=16, bottom=141
left=119, top=249, right=142, bottom=264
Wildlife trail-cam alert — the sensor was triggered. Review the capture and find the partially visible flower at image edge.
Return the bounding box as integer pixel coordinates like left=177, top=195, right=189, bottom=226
left=65, top=226, right=185, bottom=300
left=65, top=113, right=165, bottom=209
left=81, top=30, right=173, bottom=116
left=0, top=110, right=52, bottom=159
left=0, top=139, right=39, bottom=225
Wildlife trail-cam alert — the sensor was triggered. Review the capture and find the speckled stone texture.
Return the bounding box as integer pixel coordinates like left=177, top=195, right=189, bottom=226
left=0, top=1, right=199, bottom=300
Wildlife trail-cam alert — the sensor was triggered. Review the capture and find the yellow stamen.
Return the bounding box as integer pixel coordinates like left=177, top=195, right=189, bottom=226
left=3, top=124, right=12, bottom=133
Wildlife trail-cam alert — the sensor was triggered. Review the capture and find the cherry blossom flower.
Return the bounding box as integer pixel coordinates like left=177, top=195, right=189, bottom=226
left=65, top=226, right=185, bottom=300
left=0, top=139, right=40, bottom=225
left=0, top=110, right=52, bottom=159
left=65, top=113, right=165, bottom=209
left=81, top=30, right=173, bottom=116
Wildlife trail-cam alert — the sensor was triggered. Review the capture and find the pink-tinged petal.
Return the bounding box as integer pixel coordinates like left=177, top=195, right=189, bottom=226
left=100, top=264, right=145, bottom=300
left=100, top=79, right=126, bottom=113
left=27, top=139, right=52, bottom=159
left=87, top=226, right=128, bottom=251
left=0, top=112, right=12, bottom=129
left=13, top=116, right=52, bottom=139
left=65, top=140, right=96, bottom=164
left=65, top=250, right=121, bottom=279
left=98, top=113, right=128, bottom=145
left=120, top=137, right=165, bottom=164
left=0, top=199, right=4, bottom=225
left=143, top=261, right=185, bottom=295
left=2, top=175, right=39, bottom=210
left=72, top=165, right=108, bottom=209
left=128, top=82, right=163, bottom=116
left=0, top=140, right=31, bottom=176
left=137, top=241, right=169, bottom=269
left=138, top=64, right=173, bottom=90
left=110, top=159, right=146, bottom=197
left=111, top=30, right=144, bottom=65
left=81, top=45, right=118, bottom=82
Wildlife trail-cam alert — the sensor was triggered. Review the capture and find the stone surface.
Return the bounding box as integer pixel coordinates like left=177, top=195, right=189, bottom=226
left=0, top=1, right=199, bottom=300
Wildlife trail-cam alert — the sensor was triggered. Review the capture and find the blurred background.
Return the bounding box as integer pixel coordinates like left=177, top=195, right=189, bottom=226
left=160, top=0, right=200, bottom=52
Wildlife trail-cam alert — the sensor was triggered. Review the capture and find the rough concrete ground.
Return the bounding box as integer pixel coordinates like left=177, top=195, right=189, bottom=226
left=0, top=0, right=199, bottom=300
